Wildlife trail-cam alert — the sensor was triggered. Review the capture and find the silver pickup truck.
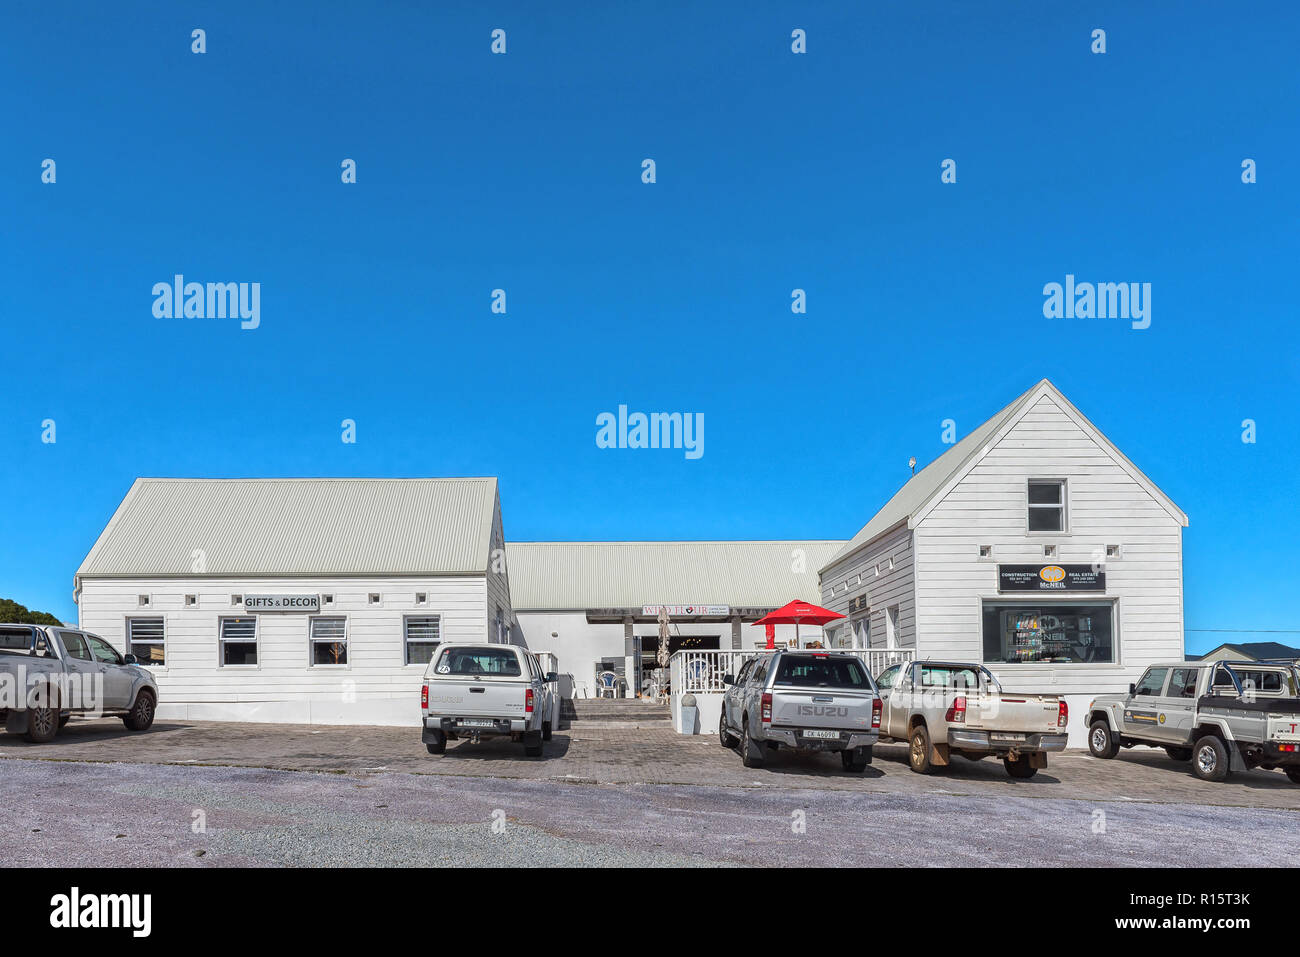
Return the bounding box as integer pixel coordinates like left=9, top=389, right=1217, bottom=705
left=875, top=660, right=1068, bottom=778
left=1086, top=660, right=1300, bottom=783
left=421, top=643, right=557, bottom=758
left=719, top=650, right=881, bottom=772
left=0, top=623, right=159, bottom=742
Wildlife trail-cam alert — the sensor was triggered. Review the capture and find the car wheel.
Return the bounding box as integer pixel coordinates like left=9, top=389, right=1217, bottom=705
left=523, top=730, right=543, bottom=757
left=1285, top=767, right=1300, bottom=785
left=1192, top=734, right=1230, bottom=782
left=1004, top=756, right=1038, bottom=779
left=24, top=707, right=58, bottom=743
left=425, top=731, right=446, bottom=755
left=841, top=747, right=868, bottom=773
left=719, top=711, right=738, bottom=749
left=1088, top=720, right=1121, bottom=759
left=740, top=719, right=765, bottom=769
left=542, top=721, right=553, bottom=742
left=908, top=724, right=933, bottom=774
left=1164, top=746, right=1192, bottom=761
left=122, top=691, right=156, bottom=731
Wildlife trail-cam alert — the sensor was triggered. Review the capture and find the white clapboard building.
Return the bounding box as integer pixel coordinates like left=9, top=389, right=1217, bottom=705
left=75, top=478, right=512, bottom=725
left=817, top=379, right=1188, bottom=743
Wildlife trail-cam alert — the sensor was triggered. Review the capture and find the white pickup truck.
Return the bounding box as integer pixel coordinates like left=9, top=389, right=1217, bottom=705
left=420, top=643, right=557, bottom=758
left=874, top=660, right=1068, bottom=778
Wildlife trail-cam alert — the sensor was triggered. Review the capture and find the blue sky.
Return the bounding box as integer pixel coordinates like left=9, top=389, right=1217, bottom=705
left=2, top=1, right=1296, bottom=652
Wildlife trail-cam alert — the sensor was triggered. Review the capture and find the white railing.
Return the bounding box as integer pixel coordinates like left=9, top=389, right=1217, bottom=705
left=670, top=647, right=916, bottom=695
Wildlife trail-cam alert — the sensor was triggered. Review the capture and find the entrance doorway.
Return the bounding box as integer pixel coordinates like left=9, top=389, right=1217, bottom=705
left=637, top=634, right=720, bottom=692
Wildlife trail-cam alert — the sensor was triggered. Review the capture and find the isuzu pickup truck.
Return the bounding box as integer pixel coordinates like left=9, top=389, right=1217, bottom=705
left=874, top=660, right=1068, bottom=778
left=719, top=650, right=881, bottom=772
left=420, top=643, right=557, bottom=758
left=1086, top=660, right=1300, bottom=782
left=0, top=623, right=158, bottom=742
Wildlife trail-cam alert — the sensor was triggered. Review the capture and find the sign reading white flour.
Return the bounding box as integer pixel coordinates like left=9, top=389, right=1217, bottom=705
left=244, top=594, right=320, bottom=612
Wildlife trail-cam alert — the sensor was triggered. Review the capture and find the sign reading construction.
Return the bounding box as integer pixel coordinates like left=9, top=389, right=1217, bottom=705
left=244, top=594, right=321, bottom=612
left=997, top=565, right=1105, bottom=592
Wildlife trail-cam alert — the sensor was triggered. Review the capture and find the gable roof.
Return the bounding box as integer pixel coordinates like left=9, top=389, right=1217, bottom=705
left=820, top=379, right=1187, bottom=573
left=1188, top=641, right=1300, bottom=662
left=507, top=540, right=844, bottom=610
left=76, top=478, right=500, bottom=580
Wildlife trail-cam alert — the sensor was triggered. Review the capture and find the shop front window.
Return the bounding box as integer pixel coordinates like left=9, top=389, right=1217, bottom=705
left=981, top=601, right=1114, bottom=664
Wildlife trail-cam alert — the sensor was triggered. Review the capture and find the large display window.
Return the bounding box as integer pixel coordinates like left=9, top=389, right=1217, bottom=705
left=981, top=600, right=1115, bottom=664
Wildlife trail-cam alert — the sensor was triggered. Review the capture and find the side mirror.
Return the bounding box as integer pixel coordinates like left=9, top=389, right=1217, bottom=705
left=34, top=636, right=49, bottom=657
left=545, top=672, right=557, bottom=683
left=124, top=654, right=138, bottom=665
left=722, top=674, right=735, bottom=686
left=1128, top=683, right=1136, bottom=696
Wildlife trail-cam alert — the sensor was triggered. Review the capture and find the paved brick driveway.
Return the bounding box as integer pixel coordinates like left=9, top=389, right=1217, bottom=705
left=4, top=717, right=1298, bottom=810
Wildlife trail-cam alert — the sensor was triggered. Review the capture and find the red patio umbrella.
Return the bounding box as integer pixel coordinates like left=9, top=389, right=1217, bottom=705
left=752, top=599, right=845, bottom=650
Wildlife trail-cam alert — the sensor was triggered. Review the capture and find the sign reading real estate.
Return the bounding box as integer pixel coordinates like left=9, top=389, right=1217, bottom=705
left=997, top=565, right=1105, bottom=593
left=642, top=604, right=730, bottom=617
left=243, top=594, right=321, bottom=612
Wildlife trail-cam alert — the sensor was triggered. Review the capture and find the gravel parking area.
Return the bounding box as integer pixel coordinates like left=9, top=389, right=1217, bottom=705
left=4, top=717, right=1299, bottom=810
left=0, top=756, right=1295, bottom=867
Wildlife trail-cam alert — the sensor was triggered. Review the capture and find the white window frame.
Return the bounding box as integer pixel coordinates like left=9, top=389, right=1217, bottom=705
left=404, top=614, right=441, bottom=666
left=1027, top=478, right=1068, bottom=534
left=979, top=597, right=1118, bottom=667
left=309, top=616, right=349, bottom=667
left=126, top=616, right=166, bottom=667
left=219, top=616, right=259, bottom=668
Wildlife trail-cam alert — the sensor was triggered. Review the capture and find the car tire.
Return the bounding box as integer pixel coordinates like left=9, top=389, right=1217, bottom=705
left=523, top=730, right=543, bottom=757
left=122, top=690, right=156, bottom=731
left=24, top=706, right=59, bottom=743
left=740, top=719, right=765, bottom=769
left=1004, top=756, right=1038, bottom=779
left=1164, top=746, right=1193, bottom=761
left=841, top=747, right=869, bottom=773
left=542, top=721, right=553, bottom=742
left=1192, top=734, right=1230, bottom=782
left=908, top=724, right=933, bottom=774
left=1088, top=720, right=1121, bottom=759
left=425, top=731, right=446, bottom=755
left=1285, top=767, right=1300, bottom=785
left=719, top=712, right=738, bottom=749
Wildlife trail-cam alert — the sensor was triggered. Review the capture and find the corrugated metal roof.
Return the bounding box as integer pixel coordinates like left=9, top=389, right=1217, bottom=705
left=77, top=478, right=499, bottom=578
left=820, top=383, right=1040, bottom=572
left=506, top=540, right=845, bottom=610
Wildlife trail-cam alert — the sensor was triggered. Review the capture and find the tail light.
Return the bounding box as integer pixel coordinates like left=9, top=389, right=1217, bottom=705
left=760, top=692, right=772, bottom=724
left=525, top=688, right=535, bottom=713
left=945, top=695, right=967, bottom=723
left=421, top=684, right=428, bottom=709
left=871, top=698, right=882, bottom=729
left=1058, top=700, right=1069, bottom=728
left=1277, top=744, right=1297, bottom=753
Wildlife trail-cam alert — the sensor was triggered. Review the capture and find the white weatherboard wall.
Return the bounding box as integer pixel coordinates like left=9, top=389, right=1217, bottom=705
left=78, top=575, right=493, bottom=726
left=819, top=522, right=916, bottom=651
left=912, top=391, right=1185, bottom=746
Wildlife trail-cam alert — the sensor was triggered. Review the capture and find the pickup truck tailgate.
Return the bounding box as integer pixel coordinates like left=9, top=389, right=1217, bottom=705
left=1267, top=712, right=1300, bottom=744
left=425, top=678, right=526, bottom=719
left=771, top=688, right=877, bottom=731
left=966, top=693, right=1061, bottom=734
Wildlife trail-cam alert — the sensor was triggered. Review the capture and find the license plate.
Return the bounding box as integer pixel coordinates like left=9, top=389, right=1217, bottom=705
left=461, top=719, right=495, bottom=728
left=991, top=732, right=1027, bottom=742
left=803, top=730, right=840, bottom=739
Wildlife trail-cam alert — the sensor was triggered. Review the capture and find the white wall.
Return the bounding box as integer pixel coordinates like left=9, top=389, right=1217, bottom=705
left=77, top=574, right=492, bottom=726
left=819, top=522, right=916, bottom=650
left=912, top=391, right=1185, bottom=738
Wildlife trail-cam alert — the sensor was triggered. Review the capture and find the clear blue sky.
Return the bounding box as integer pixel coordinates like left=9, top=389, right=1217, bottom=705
left=2, top=1, right=1297, bottom=653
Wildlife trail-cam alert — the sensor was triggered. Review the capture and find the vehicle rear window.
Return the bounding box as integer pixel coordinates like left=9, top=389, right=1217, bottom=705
left=774, top=655, right=870, bottom=689
left=0, top=627, right=34, bottom=654
left=917, top=665, right=983, bottom=689
left=433, top=647, right=522, bottom=677
left=1233, top=670, right=1287, bottom=694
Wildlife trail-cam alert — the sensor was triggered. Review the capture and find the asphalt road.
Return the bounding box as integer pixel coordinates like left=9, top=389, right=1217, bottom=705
left=1, top=756, right=1295, bottom=867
